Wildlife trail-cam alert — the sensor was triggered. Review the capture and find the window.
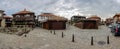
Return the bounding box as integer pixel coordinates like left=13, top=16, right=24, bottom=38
left=16, top=15, right=20, bottom=17
left=41, top=16, right=45, bottom=19
left=25, top=14, right=30, bottom=17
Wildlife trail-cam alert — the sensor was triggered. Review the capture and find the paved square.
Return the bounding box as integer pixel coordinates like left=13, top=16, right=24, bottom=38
left=0, top=25, right=120, bottom=49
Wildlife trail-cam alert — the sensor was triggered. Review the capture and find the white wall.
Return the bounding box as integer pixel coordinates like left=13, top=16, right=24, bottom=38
left=38, top=16, right=48, bottom=22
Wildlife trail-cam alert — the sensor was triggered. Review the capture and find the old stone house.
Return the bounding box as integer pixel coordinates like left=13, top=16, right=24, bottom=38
left=38, top=13, right=67, bottom=30
left=12, top=9, right=36, bottom=28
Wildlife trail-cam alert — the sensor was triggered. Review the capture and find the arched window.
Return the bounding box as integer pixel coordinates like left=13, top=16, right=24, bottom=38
left=25, top=14, right=30, bottom=17
left=16, top=15, right=20, bottom=17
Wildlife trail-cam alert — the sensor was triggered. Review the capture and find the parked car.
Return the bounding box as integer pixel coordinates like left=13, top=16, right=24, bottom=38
left=109, top=23, right=120, bottom=36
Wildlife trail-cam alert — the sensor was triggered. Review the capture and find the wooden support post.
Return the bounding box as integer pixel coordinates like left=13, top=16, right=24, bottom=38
left=24, top=34, right=27, bottom=37
left=50, top=30, right=52, bottom=33
left=54, top=30, right=56, bottom=35
left=91, top=36, right=94, bottom=45
left=107, top=36, right=110, bottom=44
left=62, top=32, right=64, bottom=38
left=72, top=34, right=75, bottom=42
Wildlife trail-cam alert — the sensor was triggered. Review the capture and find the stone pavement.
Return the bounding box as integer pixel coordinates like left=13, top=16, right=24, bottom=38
left=0, top=25, right=120, bottom=49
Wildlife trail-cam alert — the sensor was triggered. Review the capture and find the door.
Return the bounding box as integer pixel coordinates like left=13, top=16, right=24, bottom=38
left=51, top=22, right=64, bottom=30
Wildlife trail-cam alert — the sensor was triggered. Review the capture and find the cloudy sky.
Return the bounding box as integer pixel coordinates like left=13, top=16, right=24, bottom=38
left=0, top=0, right=120, bottom=19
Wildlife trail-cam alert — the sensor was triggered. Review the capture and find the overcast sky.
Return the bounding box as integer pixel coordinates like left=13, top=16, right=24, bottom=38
left=0, top=0, right=120, bottom=19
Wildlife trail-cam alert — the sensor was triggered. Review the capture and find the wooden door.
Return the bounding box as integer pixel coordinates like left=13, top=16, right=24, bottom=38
left=51, top=22, right=64, bottom=30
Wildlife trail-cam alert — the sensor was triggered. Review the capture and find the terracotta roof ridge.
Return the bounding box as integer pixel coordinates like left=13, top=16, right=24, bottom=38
left=13, top=9, right=34, bottom=15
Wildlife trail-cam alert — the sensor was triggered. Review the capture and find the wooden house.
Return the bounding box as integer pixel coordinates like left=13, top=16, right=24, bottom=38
left=87, top=15, right=101, bottom=21
left=0, top=10, right=5, bottom=17
left=105, top=18, right=113, bottom=26
left=71, top=15, right=86, bottom=23
left=3, top=16, right=13, bottom=27
left=12, top=9, right=36, bottom=28
left=0, top=10, right=5, bottom=27
left=87, top=15, right=101, bottom=25
left=74, top=20, right=98, bottom=29
left=38, top=13, right=67, bottom=30
left=113, top=13, right=120, bottom=23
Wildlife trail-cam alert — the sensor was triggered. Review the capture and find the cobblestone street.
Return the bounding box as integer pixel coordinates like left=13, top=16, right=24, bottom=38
left=0, top=25, right=120, bottom=49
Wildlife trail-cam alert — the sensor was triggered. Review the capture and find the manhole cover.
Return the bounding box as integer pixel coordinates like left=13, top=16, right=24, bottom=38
left=98, top=41, right=106, bottom=45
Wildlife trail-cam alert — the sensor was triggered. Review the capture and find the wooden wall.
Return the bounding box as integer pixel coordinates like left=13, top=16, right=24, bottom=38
left=74, top=20, right=98, bottom=29
left=83, top=21, right=98, bottom=29
left=43, top=21, right=66, bottom=30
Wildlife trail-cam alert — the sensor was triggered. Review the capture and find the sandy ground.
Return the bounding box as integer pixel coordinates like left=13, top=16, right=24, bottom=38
left=0, top=25, right=120, bottom=49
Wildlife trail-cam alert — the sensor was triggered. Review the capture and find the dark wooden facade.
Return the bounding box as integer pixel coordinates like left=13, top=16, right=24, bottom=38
left=4, top=16, right=13, bottom=27
left=43, top=20, right=66, bottom=30
left=75, top=20, right=98, bottom=29
left=39, top=13, right=67, bottom=30
left=0, top=19, right=1, bottom=27
left=105, top=18, right=113, bottom=26
left=12, top=9, right=36, bottom=28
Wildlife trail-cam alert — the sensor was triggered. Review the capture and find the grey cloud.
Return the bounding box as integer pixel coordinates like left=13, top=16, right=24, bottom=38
left=0, top=0, right=120, bottom=19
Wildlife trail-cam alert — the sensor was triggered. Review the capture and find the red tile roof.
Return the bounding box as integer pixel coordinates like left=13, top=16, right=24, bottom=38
left=113, top=13, right=120, bottom=18
left=3, top=16, right=13, bottom=19
left=39, top=13, right=67, bottom=21
left=13, top=9, right=34, bottom=15
left=87, top=15, right=101, bottom=20
left=106, top=18, right=113, bottom=20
